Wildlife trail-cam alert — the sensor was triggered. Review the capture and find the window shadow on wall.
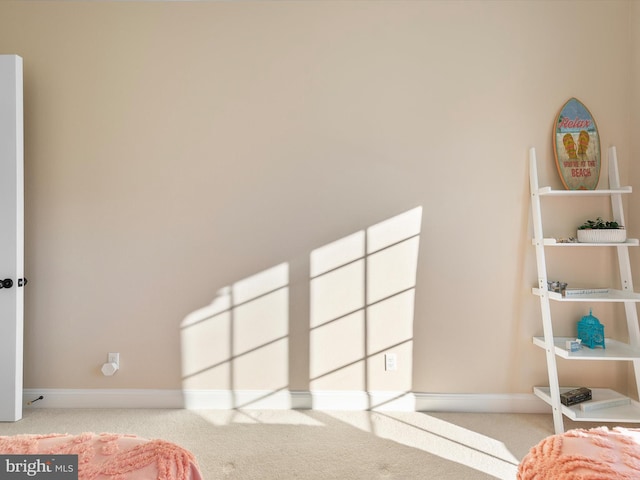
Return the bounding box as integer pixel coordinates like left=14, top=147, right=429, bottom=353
left=181, top=263, right=290, bottom=409
left=180, top=206, right=422, bottom=409
left=309, top=207, right=422, bottom=409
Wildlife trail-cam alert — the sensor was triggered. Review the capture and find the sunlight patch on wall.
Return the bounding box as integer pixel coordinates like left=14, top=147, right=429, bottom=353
left=310, top=231, right=365, bottom=279
left=180, top=263, right=289, bottom=405
left=310, top=259, right=365, bottom=329
left=366, top=207, right=422, bottom=254
left=309, top=207, right=422, bottom=397
left=181, top=291, right=232, bottom=387
left=309, top=310, right=366, bottom=390
left=367, top=237, right=420, bottom=304
left=180, top=207, right=422, bottom=406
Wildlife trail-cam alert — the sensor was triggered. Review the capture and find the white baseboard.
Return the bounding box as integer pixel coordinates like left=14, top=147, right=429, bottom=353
left=22, top=388, right=550, bottom=413
left=23, top=389, right=184, bottom=409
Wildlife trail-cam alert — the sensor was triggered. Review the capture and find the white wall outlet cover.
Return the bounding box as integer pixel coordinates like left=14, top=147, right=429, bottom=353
left=385, top=353, right=397, bottom=371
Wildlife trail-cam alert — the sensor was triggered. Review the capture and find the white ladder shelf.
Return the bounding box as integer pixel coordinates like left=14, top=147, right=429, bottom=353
left=530, top=146, right=640, bottom=434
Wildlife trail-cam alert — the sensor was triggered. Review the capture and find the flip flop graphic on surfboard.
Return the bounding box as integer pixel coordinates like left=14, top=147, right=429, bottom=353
left=553, top=98, right=601, bottom=190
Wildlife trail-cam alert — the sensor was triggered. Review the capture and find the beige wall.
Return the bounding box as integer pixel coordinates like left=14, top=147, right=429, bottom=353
left=0, top=0, right=637, bottom=398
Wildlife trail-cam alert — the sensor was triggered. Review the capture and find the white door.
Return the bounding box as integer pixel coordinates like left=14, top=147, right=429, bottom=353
left=0, top=55, right=24, bottom=422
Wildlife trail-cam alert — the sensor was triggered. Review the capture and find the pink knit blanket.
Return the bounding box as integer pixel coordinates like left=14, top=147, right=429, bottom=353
left=518, top=427, right=640, bottom=479
left=0, top=433, right=202, bottom=480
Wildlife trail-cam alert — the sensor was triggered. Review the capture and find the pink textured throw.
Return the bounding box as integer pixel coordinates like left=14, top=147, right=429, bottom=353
left=518, top=427, right=640, bottom=479
left=0, top=433, right=202, bottom=480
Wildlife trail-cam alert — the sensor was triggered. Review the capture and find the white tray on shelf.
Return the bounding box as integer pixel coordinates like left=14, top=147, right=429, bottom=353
left=534, top=386, right=640, bottom=422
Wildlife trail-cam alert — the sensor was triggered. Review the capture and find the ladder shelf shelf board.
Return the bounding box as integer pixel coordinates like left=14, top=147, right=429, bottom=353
left=529, top=146, right=640, bottom=434
left=531, top=288, right=640, bottom=302
left=532, top=337, right=640, bottom=360
left=534, top=238, right=640, bottom=247
left=536, top=186, right=632, bottom=196
left=534, top=387, right=640, bottom=423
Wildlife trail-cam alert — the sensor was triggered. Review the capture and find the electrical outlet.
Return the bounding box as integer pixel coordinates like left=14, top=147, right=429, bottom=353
left=385, top=353, right=397, bottom=371
left=108, top=353, right=119, bottom=365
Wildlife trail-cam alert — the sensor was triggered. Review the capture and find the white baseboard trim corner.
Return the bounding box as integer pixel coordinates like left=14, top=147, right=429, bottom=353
left=22, top=388, right=550, bottom=414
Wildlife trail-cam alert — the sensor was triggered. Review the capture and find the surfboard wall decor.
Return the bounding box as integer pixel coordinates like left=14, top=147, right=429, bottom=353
left=552, top=97, right=601, bottom=190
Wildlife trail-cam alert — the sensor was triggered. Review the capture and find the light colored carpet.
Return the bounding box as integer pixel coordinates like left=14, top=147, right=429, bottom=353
left=0, top=408, right=599, bottom=479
